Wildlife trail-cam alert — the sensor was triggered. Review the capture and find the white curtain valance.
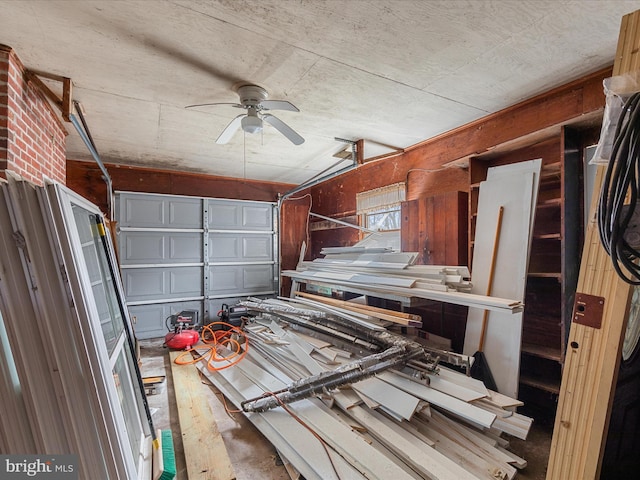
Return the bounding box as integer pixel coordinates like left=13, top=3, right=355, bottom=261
left=356, top=182, right=406, bottom=215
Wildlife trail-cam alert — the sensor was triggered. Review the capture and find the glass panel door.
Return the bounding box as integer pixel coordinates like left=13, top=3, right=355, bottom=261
left=52, top=186, right=151, bottom=478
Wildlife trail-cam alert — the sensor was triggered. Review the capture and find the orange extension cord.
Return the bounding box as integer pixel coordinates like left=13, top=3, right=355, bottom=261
left=173, top=321, right=248, bottom=371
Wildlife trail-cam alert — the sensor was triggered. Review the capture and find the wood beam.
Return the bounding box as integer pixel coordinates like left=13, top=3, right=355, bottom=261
left=546, top=10, right=640, bottom=480
left=24, top=70, right=73, bottom=121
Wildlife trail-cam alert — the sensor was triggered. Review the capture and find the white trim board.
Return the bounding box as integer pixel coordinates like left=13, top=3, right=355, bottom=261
left=463, top=159, right=541, bottom=398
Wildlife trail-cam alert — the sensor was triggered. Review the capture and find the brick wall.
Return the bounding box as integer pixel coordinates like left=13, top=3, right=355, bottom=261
left=0, top=45, right=66, bottom=185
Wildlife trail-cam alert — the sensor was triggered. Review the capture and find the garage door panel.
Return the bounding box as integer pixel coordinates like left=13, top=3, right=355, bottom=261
left=209, top=233, right=273, bottom=262
left=125, top=234, right=165, bottom=263
left=208, top=203, right=239, bottom=228
left=243, top=204, right=273, bottom=229
left=209, top=265, right=275, bottom=295
left=121, top=197, right=165, bottom=227
left=168, top=199, right=202, bottom=228
left=210, top=266, right=241, bottom=293
left=169, top=268, right=202, bottom=296
left=243, top=236, right=272, bottom=259
left=122, top=232, right=202, bottom=264
left=244, top=265, right=276, bottom=290
left=208, top=200, right=273, bottom=231
left=123, top=267, right=202, bottom=300
left=117, top=192, right=276, bottom=339
left=169, top=235, right=202, bottom=261
left=124, top=269, right=166, bottom=298
left=209, top=235, right=240, bottom=260
left=119, top=194, right=202, bottom=228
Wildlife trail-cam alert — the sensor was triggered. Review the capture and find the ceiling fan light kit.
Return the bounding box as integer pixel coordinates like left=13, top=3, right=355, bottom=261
left=187, top=84, right=304, bottom=145
left=241, top=112, right=263, bottom=134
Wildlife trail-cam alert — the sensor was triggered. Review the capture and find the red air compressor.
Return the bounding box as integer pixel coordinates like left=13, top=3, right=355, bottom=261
left=164, top=310, right=200, bottom=350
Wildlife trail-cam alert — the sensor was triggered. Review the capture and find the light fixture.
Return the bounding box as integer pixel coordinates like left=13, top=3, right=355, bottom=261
left=240, top=106, right=263, bottom=134
left=241, top=114, right=263, bottom=134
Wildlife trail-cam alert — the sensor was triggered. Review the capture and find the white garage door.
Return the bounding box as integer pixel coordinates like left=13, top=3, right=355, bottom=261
left=116, top=192, right=278, bottom=339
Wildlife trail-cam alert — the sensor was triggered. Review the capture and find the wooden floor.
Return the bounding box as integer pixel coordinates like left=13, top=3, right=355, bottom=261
left=139, top=338, right=553, bottom=479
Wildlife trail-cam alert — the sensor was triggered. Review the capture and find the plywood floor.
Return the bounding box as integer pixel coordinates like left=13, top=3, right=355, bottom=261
left=139, top=338, right=289, bottom=480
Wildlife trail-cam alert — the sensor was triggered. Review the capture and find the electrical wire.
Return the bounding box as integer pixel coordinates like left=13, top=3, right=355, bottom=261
left=173, top=321, right=249, bottom=371
left=281, top=193, right=312, bottom=257
left=598, top=91, right=640, bottom=284
left=264, top=391, right=342, bottom=480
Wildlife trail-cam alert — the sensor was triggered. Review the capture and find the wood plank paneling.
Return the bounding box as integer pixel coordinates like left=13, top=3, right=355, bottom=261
left=401, top=191, right=467, bottom=266
left=66, top=159, right=294, bottom=213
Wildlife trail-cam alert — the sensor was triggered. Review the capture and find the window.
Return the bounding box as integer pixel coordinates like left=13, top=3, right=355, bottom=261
left=55, top=187, right=151, bottom=478
left=0, top=175, right=152, bottom=478
left=356, top=183, right=405, bottom=232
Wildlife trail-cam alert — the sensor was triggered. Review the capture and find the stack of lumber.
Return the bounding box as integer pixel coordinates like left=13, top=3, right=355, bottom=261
left=282, top=247, right=524, bottom=315
left=196, top=297, right=533, bottom=480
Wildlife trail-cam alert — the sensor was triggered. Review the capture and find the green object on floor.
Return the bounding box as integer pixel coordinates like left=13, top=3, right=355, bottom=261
left=158, top=429, right=176, bottom=480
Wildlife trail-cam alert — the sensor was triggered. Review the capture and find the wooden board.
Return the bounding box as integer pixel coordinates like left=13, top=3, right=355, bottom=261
left=463, top=159, right=541, bottom=398
left=169, top=352, right=236, bottom=480
left=294, top=291, right=422, bottom=326
left=547, top=11, right=640, bottom=479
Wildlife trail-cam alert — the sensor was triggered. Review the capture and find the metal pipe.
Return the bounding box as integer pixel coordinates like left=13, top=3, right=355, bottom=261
left=241, top=345, right=422, bottom=412
left=69, top=102, right=114, bottom=220
left=309, top=211, right=379, bottom=234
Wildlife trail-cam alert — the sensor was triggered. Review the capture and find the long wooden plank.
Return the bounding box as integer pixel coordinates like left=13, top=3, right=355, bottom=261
left=546, top=10, right=640, bottom=480
left=294, top=291, right=422, bottom=326
left=169, top=352, right=236, bottom=480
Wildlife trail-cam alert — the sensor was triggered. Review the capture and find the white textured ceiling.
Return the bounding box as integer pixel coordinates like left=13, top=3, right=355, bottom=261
left=0, top=0, right=637, bottom=185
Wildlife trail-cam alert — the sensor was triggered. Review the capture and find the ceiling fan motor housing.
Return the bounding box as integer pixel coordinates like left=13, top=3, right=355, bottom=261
left=238, top=85, right=268, bottom=107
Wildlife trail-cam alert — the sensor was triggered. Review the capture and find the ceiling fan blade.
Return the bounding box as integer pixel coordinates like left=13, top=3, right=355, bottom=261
left=186, top=102, right=244, bottom=109
left=262, top=114, right=305, bottom=145
left=261, top=100, right=299, bottom=112
left=216, top=114, right=244, bottom=144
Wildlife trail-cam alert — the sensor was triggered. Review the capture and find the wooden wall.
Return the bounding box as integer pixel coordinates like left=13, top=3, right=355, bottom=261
left=284, top=67, right=610, bottom=265
left=67, top=67, right=611, bottom=312
left=66, top=159, right=295, bottom=214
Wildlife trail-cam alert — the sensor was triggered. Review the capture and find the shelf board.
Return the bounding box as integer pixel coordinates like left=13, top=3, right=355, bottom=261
left=522, top=342, right=562, bottom=362
left=534, top=232, right=561, bottom=240
left=519, top=374, right=561, bottom=395
left=528, top=272, right=562, bottom=280
left=538, top=197, right=562, bottom=208
left=540, top=161, right=561, bottom=178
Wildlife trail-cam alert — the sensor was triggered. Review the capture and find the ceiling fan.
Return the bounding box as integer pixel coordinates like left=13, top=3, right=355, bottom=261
left=186, top=85, right=305, bottom=145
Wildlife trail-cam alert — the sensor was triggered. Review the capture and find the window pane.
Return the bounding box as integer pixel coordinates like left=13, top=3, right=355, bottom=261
left=365, top=208, right=401, bottom=231
left=113, top=350, right=143, bottom=463
left=72, top=206, right=124, bottom=355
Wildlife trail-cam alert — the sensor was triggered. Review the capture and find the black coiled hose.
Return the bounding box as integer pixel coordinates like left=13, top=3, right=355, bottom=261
left=598, top=92, right=640, bottom=284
